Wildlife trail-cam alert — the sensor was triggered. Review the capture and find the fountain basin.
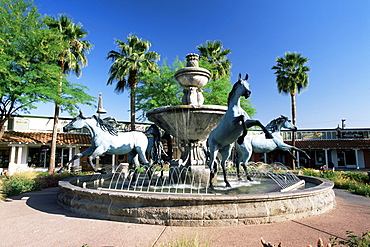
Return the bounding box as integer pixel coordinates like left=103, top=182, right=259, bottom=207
left=147, top=105, right=227, bottom=141
left=57, top=175, right=335, bottom=227
left=174, top=67, right=211, bottom=88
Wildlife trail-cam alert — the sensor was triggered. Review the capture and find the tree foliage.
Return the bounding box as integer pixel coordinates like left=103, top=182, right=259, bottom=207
left=197, top=40, right=232, bottom=80
left=271, top=52, right=310, bottom=125
left=106, top=35, right=160, bottom=130
left=135, top=40, right=257, bottom=118
left=0, top=0, right=94, bottom=138
left=136, top=59, right=184, bottom=120
left=44, top=14, right=92, bottom=78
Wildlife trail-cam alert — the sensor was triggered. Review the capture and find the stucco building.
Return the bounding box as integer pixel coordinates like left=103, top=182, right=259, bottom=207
left=0, top=115, right=369, bottom=174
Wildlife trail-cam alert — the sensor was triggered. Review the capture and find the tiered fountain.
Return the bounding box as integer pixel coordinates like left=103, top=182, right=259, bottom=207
left=57, top=53, right=335, bottom=227
left=146, top=53, right=227, bottom=185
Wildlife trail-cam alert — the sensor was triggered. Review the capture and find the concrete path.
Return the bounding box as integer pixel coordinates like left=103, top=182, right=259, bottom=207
left=0, top=187, right=369, bottom=247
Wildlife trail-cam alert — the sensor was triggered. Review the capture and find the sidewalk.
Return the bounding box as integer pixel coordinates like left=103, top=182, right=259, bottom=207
left=0, top=187, right=369, bottom=247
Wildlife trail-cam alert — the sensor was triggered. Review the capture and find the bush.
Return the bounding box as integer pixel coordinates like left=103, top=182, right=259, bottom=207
left=301, top=168, right=370, bottom=197
left=34, top=172, right=77, bottom=190
left=0, top=171, right=37, bottom=196
left=0, top=171, right=89, bottom=198
left=330, top=230, right=370, bottom=247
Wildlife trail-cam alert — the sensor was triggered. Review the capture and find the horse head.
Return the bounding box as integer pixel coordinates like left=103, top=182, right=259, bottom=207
left=63, top=110, right=88, bottom=132
left=280, top=115, right=297, bottom=131
left=237, top=73, right=251, bottom=98
left=228, top=74, right=251, bottom=105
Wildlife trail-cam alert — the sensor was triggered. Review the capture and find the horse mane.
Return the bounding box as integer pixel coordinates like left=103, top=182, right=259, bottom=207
left=93, top=115, right=118, bottom=136
left=265, top=116, right=286, bottom=132
left=227, top=80, right=241, bottom=106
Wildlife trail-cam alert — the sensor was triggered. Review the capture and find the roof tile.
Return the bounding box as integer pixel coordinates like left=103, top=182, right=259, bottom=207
left=0, top=131, right=91, bottom=145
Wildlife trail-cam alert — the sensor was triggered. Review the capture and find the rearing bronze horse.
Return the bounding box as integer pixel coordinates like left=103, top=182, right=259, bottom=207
left=207, top=74, right=273, bottom=188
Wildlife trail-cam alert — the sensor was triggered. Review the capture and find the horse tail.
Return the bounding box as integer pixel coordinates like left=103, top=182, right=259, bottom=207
left=144, top=125, right=163, bottom=165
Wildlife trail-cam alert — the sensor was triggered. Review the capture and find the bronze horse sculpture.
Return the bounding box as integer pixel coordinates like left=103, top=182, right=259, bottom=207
left=235, top=115, right=311, bottom=180
left=206, top=74, right=273, bottom=188
left=61, top=111, right=162, bottom=181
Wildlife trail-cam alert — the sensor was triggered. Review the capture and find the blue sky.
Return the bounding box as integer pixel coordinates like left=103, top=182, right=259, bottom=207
left=31, top=0, right=370, bottom=129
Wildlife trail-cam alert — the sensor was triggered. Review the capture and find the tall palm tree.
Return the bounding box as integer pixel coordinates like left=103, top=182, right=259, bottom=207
left=271, top=52, right=310, bottom=168
left=107, top=35, right=160, bottom=130
left=45, top=14, right=92, bottom=172
left=196, top=40, right=231, bottom=80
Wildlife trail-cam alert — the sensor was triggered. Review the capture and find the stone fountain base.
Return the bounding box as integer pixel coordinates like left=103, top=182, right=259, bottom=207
left=58, top=175, right=335, bottom=227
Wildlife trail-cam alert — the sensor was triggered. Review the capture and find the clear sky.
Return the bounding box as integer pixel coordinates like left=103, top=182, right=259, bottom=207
left=30, top=0, right=370, bottom=129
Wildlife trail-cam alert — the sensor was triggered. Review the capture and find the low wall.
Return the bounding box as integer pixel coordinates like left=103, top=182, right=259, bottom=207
left=57, top=175, right=335, bottom=227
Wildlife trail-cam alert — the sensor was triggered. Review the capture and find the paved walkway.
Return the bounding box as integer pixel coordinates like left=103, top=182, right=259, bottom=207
left=0, top=188, right=369, bottom=247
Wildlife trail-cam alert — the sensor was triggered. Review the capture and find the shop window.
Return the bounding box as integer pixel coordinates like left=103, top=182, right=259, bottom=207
left=315, top=150, right=325, bottom=165
left=28, top=147, right=46, bottom=167
left=345, top=150, right=356, bottom=166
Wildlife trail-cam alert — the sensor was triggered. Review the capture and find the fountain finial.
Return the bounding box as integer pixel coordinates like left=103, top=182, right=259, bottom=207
left=174, top=53, right=211, bottom=105
left=186, top=53, right=199, bottom=67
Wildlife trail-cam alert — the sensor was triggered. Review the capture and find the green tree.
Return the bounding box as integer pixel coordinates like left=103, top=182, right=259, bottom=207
left=0, top=0, right=93, bottom=140
left=44, top=14, right=93, bottom=172
left=136, top=59, right=184, bottom=120
left=107, top=35, right=160, bottom=130
left=196, top=40, right=232, bottom=81
left=271, top=52, right=310, bottom=168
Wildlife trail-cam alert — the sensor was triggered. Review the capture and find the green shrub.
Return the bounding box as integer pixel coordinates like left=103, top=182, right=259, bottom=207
left=34, top=172, right=76, bottom=190
left=330, top=230, right=370, bottom=247
left=1, top=171, right=37, bottom=196
left=341, top=171, right=369, bottom=183
left=300, top=168, right=370, bottom=197
left=0, top=171, right=90, bottom=199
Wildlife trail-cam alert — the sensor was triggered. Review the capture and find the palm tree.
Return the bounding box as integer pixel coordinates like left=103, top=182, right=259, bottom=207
left=45, top=14, right=92, bottom=172
left=196, top=40, right=231, bottom=80
left=106, top=35, right=160, bottom=130
left=271, top=52, right=310, bottom=168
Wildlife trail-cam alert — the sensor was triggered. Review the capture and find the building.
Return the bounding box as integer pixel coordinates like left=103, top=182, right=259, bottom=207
left=0, top=115, right=149, bottom=174
left=255, top=127, right=370, bottom=170
left=0, top=115, right=369, bottom=174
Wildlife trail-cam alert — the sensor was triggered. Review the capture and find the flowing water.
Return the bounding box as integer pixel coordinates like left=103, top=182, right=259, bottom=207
left=73, top=162, right=308, bottom=195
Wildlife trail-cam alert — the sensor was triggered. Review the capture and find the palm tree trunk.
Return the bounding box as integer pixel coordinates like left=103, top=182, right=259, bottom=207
left=130, top=85, right=136, bottom=131
left=49, top=102, right=60, bottom=173
left=290, top=93, right=296, bottom=169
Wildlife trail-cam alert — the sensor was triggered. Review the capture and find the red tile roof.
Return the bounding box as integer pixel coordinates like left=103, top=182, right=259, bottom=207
left=286, top=139, right=370, bottom=149
left=0, top=131, right=91, bottom=145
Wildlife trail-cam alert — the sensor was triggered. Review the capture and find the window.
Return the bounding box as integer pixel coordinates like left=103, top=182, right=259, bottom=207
left=0, top=149, right=10, bottom=168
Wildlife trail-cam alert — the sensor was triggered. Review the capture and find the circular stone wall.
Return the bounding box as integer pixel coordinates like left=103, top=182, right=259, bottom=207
left=57, top=175, right=335, bottom=227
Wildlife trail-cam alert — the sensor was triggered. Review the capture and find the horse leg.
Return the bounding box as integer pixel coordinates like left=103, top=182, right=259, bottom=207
left=294, top=147, right=311, bottom=160
left=87, top=154, right=106, bottom=174
left=233, top=115, right=248, bottom=145
left=219, top=146, right=232, bottom=187
left=207, top=149, right=218, bottom=189
left=128, top=151, right=140, bottom=184
left=136, top=146, right=152, bottom=179
left=58, top=146, right=94, bottom=173
left=245, top=120, right=273, bottom=139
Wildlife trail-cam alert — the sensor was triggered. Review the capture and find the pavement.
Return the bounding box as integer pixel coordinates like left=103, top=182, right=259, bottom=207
left=0, top=188, right=369, bottom=247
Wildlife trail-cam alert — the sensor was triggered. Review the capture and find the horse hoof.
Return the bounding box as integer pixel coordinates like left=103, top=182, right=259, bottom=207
left=225, top=182, right=231, bottom=188
left=247, top=176, right=253, bottom=182
left=209, top=185, right=214, bottom=190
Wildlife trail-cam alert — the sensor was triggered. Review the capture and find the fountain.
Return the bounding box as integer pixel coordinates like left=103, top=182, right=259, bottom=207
left=146, top=53, right=227, bottom=185
left=57, top=53, right=335, bottom=226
